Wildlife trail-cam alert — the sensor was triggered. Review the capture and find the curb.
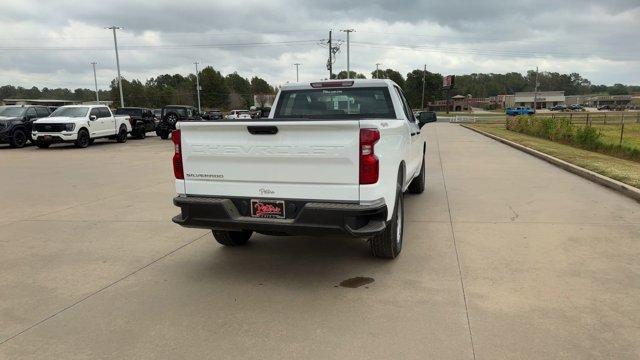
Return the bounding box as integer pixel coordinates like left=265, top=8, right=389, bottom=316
left=460, top=124, right=640, bottom=203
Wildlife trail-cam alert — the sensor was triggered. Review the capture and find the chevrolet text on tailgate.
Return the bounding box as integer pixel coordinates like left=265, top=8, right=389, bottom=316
left=171, top=79, right=436, bottom=259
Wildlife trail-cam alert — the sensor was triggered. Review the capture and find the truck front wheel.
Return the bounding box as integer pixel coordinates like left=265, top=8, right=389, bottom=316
left=74, top=129, right=90, bottom=148
left=212, top=230, right=253, bottom=246
left=9, top=129, right=27, bottom=148
left=370, top=181, right=404, bottom=259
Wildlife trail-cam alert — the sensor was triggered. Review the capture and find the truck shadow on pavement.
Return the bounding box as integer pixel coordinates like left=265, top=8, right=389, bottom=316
left=183, top=234, right=390, bottom=289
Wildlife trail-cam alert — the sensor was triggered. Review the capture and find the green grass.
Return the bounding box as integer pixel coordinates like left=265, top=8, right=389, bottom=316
left=591, top=123, right=640, bottom=149
left=467, top=123, right=640, bottom=189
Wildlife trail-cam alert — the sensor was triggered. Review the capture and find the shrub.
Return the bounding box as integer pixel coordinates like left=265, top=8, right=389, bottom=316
left=505, top=117, right=639, bottom=162
left=574, top=126, right=602, bottom=150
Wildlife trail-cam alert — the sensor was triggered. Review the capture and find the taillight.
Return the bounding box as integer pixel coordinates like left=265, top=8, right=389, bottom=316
left=359, top=128, right=380, bottom=184
left=172, top=129, right=184, bottom=179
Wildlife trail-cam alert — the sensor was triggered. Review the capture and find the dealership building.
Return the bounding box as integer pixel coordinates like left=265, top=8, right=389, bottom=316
left=565, top=94, right=632, bottom=107
left=505, top=91, right=566, bottom=109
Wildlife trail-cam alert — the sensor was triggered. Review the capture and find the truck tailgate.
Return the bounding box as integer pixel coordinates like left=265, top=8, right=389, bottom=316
left=179, top=120, right=360, bottom=201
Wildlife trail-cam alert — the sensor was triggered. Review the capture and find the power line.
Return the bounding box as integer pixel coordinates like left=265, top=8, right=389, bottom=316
left=349, top=41, right=639, bottom=61
left=0, top=29, right=327, bottom=42
left=0, top=39, right=322, bottom=52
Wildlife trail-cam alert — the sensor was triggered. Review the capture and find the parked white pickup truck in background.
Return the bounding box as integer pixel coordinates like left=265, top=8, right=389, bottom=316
left=225, top=110, right=252, bottom=119
left=171, top=79, right=436, bottom=258
left=32, top=105, right=131, bottom=148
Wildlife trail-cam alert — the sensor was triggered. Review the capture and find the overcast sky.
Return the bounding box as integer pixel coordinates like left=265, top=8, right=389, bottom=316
left=1, top=0, right=639, bottom=91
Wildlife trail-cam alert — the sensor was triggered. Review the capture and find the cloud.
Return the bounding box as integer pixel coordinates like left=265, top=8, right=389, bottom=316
left=0, top=0, right=638, bottom=91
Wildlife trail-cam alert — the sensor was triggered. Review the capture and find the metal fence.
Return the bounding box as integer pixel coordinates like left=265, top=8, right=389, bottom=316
left=449, top=111, right=640, bottom=148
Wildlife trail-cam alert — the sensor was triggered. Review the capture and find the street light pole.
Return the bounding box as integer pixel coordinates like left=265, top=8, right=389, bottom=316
left=106, top=26, right=124, bottom=108
left=341, top=29, right=354, bottom=79
left=91, top=62, right=99, bottom=104
left=194, top=62, right=201, bottom=113
left=421, top=64, right=427, bottom=110
left=294, top=63, right=301, bottom=82
left=375, top=63, right=381, bottom=79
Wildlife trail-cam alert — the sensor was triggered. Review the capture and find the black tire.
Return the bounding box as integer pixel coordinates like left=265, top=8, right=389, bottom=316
left=116, top=125, right=128, bottom=143
left=370, top=177, right=404, bottom=259
left=74, top=129, right=90, bottom=148
left=9, top=129, right=27, bottom=148
left=136, top=129, right=146, bottom=139
left=166, top=113, right=178, bottom=125
left=88, top=139, right=95, bottom=145
left=159, top=130, right=169, bottom=140
left=407, top=153, right=425, bottom=194
left=212, top=230, right=253, bottom=246
left=36, top=139, right=50, bottom=148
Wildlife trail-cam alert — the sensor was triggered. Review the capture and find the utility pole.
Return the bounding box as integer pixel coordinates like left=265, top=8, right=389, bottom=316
left=327, top=30, right=333, bottom=79
left=375, top=63, right=381, bottom=79
left=421, top=64, right=427, bottom=110
left=91, top=62, right=99, bottom=104
left=106, top=26, right=124, bottom=108
left=194, top=62, right=201, bottom=113
left=341, top=29, right=354, bottom=79
left=533, top=66, right=539, bottom=111
left=293, top=63, right=301, bottom=82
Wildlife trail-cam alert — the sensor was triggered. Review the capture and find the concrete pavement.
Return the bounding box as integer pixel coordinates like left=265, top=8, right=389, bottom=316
left=0, top=125, right=638, bottom=359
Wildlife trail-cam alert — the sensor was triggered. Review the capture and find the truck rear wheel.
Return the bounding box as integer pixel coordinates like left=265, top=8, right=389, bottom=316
left=407, top=154, right=425, bottom=194
left=158, top=130, right=169, bottom=140
left=212, top=230, right=253, bottom=246
left=116, top=125, right=128, bottom=143
left=370, top=181, right=404, bottom=259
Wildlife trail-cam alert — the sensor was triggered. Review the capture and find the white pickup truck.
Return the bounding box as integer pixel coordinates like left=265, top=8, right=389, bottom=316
left=32, top=105, right=131, bottom=148
left=171, top=79, right=436, bottom=258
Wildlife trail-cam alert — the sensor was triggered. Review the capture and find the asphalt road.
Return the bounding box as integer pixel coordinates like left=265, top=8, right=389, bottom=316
left=1, top=124, right=639, bottom=359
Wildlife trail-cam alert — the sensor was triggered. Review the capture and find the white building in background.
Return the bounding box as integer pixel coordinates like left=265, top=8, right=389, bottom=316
left=513, top=91, right=565, bottom=109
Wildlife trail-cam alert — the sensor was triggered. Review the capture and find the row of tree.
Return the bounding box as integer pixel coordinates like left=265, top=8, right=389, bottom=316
left=2, top=68, right=637, bottom=110
left=106, top=67, right=276, bottom=109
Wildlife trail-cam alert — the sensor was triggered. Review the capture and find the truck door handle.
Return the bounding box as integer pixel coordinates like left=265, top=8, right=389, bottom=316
left=247, top=126, right=278, bottom=135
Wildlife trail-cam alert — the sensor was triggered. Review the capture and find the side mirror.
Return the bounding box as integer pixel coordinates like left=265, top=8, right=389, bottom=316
left=417, top=112, right=437, bottom=128
left=89, top=115, right=97, bottom=121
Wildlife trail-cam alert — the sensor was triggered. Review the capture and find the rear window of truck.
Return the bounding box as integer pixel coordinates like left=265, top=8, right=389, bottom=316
left=274, top=87, right=395, bottom=119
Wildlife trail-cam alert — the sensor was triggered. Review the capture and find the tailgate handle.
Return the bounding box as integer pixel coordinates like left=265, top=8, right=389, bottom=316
left=247, top=126, right=278, bottom=135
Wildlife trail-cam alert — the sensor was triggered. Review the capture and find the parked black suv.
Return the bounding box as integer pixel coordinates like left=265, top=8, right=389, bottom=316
left=0, top=105, right=51, bottom=148
left=202, top=109, right=223, bottom=120
left=156, top=105, right=201, bottom=139
left=115, top=107, right=156, bottom=139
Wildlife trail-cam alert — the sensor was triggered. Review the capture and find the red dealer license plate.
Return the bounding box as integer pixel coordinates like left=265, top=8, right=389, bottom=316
left=250, top=199, right=285, bottom=219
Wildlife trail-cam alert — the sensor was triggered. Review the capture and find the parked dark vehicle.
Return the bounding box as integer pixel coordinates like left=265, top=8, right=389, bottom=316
left=115, top=107, right=156, bottom=139
left=202, top=109, right=223, bottom=120
left=549, top=104, right=567, bottom=112
left=0, top=105, right=51, bottom=148
left=156, top=105, right=201, bottom=139
left=415, top=111, right=437, bottom=123
left=254, top=107, right=271, bottom=118
left=569, top=104, right=585, bottom=111
left=597, top=105, right=611, bottom=111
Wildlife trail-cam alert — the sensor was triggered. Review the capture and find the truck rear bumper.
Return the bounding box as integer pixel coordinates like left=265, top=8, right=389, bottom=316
left=172, top=196, right=387, bottom=237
